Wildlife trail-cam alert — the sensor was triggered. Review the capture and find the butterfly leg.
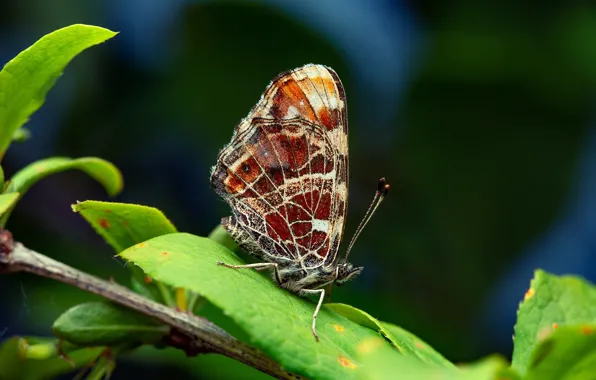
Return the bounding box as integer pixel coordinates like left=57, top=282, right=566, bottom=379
left=300, top=288, right=325, bottom=342
left=216, top=262, right=282, bottom=282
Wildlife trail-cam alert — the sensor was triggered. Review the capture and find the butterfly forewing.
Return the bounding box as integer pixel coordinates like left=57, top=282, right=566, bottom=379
left=211, top=64, right=348, bottom=268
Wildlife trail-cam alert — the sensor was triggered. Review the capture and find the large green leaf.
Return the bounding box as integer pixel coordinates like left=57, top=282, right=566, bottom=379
left=524, top=324, right=596, bottom=380
left=119, top=232, right=390, bottom=379
left=0, top=24, right=116, bottom=160
left=512, top=270, right=596, bottom=375
left=355, top=338, right=516, bottom=380
left=73, top=200, right=178, bottom=305
left=53, top=302, right=168, bottom=346
left=328, top=303, right=453, bottom=367
left=0, top=336, right=103, bottom=380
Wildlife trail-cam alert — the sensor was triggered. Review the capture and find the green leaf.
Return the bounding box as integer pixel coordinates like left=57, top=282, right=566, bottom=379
left=73, top=201, right=176, bottom=252
left=53, top=302, right=168, bottom=346
left=512, top=270, right=596, bottom=375
left=119, top=232, right=389, bottom=380
left=208, top=224, right=238, bottom=252
left=356, top=338, right=515, bottom=380
left=12, top=127, right=31, bottom=142
left=8, top=157, right=122, bottom=197
left=524, top=324, right=596, bottom=380
left=328, top=303, right=454, bottom=367
left=0, top=157, right=122, bottom=227
left=0, top=192, right=19, bottom=216
left=0, top=24, right=117, bottom=160
left=73, top=201, right=178, bottom=305
left=0, top=336, right=103, bottom=380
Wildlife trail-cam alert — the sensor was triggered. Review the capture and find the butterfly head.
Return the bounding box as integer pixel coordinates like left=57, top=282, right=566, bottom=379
left=334, top=262, right=363, bottom=286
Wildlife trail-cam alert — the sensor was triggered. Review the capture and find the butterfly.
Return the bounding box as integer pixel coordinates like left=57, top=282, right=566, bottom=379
left=210, top=64, right=388, bottom=341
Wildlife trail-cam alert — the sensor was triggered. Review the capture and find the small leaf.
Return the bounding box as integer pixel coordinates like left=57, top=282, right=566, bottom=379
left=119, top=232, right=389, bottom=380
left=524, top=324, right=596, bottom=380
left=12, top=127, right=31, bottom=142
left=512, top=270, right=596, bottom=375
left=73, top=201, right=178, bottom=305
left=53, top=302, right=168, bottom=346
left=208, top=224, right=238, bottom=252
left=0, top=192, right=19, bottom=216
left=0, top=24, right=117, bottom=160
left=0, top=336, right=103, bottom=380
left=356, top=338, right=515, bottom=380
left=328, top=303, right=454, bottom=367
left=0, top=157, right=122, bottom=227
left=72, top=201, right=176, bottom=252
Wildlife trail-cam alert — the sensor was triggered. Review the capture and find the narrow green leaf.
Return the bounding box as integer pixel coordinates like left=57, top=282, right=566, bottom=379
left=512, top=270, right=596, bottom=374
left=356, top=338, right=514, bottom=380
left=0, top=157, right=122, bottom=227
left=8, top=157, right=122, bottom=197
left=53, top=302, right=168, bottom=346
left=524, top=324, right=596, bottom=380
left=0, top=336, right=103, bottom=380
left=73, top=201, right=178, bottom=305
left=328, top=303, right=454, bottom=367
left=0, top=24, right=117, bottom=160
left=119, top=232, right=389, bottom=380
left=0, top=192, right=19, bottom=216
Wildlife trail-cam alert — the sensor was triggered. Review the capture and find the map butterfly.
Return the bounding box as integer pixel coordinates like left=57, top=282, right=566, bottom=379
left=211, top=64, right=388, bottom=341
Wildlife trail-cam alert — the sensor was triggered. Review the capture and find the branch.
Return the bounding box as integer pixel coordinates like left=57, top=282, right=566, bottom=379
left=0, top=233, right=301, bottom=380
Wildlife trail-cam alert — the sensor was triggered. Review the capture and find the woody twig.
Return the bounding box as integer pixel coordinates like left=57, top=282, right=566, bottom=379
left=0, top=231, right=300, bottom=380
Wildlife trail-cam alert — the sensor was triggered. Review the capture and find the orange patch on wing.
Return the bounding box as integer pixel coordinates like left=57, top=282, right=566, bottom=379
left=322, top=77, right=337, bottom=99
left=224, top=170, right=246, bottom=194
left=337, top=356, right=357, bottom=370
left=98, top=218, right=110, bottom=229
left=317, top=108, right=333, bottom=130
left=275, top=80, right=317, bottom=121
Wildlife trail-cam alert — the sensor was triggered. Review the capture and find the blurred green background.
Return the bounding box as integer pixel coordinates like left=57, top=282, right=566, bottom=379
left=2, top=1, right=596, bottom=378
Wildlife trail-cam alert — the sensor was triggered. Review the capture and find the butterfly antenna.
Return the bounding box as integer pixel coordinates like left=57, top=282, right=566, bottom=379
left=344, top=178, right=390, bottom=261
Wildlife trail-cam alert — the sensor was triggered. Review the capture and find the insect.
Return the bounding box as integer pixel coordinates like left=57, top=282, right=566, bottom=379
left=211, top=64, right=388, bottom=341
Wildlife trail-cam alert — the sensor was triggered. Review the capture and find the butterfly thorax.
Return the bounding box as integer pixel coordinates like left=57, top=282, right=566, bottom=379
left=275, top=261, right=363, bottom=294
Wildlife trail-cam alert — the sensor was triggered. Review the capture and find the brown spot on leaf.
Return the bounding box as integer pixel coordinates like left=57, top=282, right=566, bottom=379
left=98, top=218, right=110, bottom=229
left=524, top=288, right=535, bottom=301
left=581, top=326, right=594, bottom=335
left=144, top=276, right=152, bottom=284
left=332, top=324, right=345, bottom=333
left=337, top=356, right=357, bottom=369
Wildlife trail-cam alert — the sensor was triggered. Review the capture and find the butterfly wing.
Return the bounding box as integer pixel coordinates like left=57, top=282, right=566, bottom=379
left=211, top=64, right=348, bottom=268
